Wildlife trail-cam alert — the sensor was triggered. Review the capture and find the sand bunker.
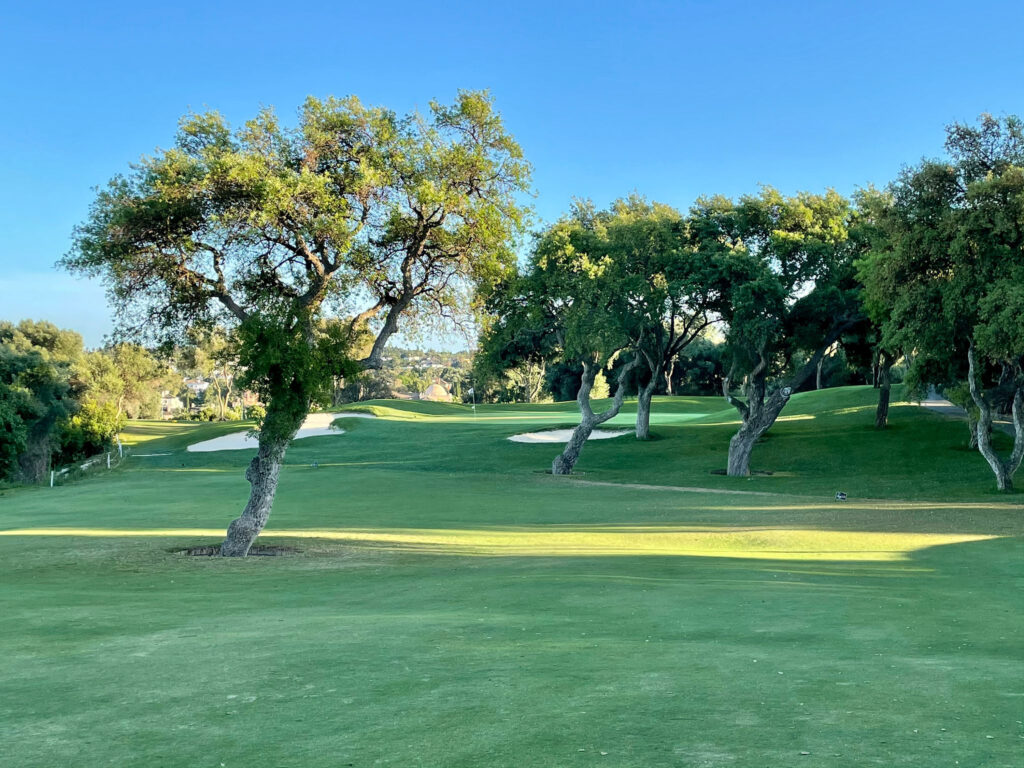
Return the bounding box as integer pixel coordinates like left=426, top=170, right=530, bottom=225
left=508, top=428, right=631, bottom=444
left=187, top=412, right=373, bottom=452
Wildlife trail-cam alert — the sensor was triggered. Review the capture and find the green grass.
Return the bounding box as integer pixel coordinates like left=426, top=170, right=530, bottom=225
left=1, top=386, right=1021, bottom=767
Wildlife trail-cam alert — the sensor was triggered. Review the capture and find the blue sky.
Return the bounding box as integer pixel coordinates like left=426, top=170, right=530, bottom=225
left=2, top=0, right=1023, bottom=347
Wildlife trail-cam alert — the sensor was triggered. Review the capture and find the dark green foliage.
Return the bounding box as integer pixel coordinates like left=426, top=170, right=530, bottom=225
left=0, top=322, right=79, bottom=481
left=690, top=187, right=863, bottom=386
left=669, top=338, right=725, bottom=395
left=858, top=114, right=1024, bottom=489
left=234, top=315, right=359, bottom=441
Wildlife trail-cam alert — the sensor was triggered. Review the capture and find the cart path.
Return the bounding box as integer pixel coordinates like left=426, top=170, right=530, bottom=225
left=919, top=394, right=1014, bottom=435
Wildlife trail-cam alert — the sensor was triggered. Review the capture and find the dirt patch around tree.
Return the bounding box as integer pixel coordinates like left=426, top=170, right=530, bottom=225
left=175, top=545, right=299, bottom=557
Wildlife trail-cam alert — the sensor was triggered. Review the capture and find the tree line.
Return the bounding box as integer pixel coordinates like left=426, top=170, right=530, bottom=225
left=478, top=117, right=1024, bottom=488
left=0, top=321, right=174, bottom=482
left=58, top=92, right=1024, bottom=555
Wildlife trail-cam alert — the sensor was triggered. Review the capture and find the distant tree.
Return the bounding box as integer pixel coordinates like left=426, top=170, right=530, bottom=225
left=179, top=329, right=238, bottom=420
left=109, top=343, right=169, bottom=419
left=690, top=188, right=863, bottom=476
left=333, top=371, right=394, bottom=404
left=56, top=400, right=125, bottom=463
left=669, top=336, right=725, bottom=395
left=860, top=115, right=1024, bottom=490
left=604, top=198, right=734, bottom=439
left=0, top=321, right=79, bottom=481
left=0, top=394, right=25, bottom=480
left=63, top=91, right=530, bottom=555
left=544, top=362, right=583, bottom=403
left=398, top=369, right=431, bottom=397
left=480, top=202, right=646, bottom=474
left=846, top=187, right=903, bottom=429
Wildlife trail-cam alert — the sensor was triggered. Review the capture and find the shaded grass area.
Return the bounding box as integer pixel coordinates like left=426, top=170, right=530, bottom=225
left=1, top=385, right=1022, bottom=767
left=1, top=533, right=1021, bottom=767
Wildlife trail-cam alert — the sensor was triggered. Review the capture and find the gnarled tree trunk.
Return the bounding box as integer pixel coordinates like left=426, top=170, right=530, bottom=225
left=724, top=367, right=792, bottom=477
left=220, top=399, right=307, bottom=556
left=723, top=335, right=843, bottom=477
left=552, top=357, right=639, bottom=475
left=635, top=377, right=657, bottom=440
left=966, top=345, right=1024, bottom=492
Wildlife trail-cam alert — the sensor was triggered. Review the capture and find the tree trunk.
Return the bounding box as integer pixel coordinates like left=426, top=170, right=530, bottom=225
left=966, top=344, right=1024, bottom=492
left=721, top=335, right=843, bottom=478
left=551, top=417, right=593, bottom=475
left=635, top=378, right=656, bottom=440
left=664, top=359, right=675, bottom=396
left=975, top=413, right=1014, bottom=491
left=874, top=350, right=894, bottom=429
left=223, top=377, right=235, bottom=419
left=552, top=357, right=638, bottom=475
left=816, top=356, right=824, bottom=390
left=726, top=426, right=757, bottom=477
left=875, top=386, right=890, bottom=430
left=967, top=412, right=979, bottom=450
left=220, top=402, right=306, bottom=556
left=724, top=373, right=792, bottom=477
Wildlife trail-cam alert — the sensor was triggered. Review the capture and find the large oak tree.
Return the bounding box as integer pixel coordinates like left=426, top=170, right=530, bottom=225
left=689, top=188, right=863, bottom=476
left=64, top=92, right=530, bottom=555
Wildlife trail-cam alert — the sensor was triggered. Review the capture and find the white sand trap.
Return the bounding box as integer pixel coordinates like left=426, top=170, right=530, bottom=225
left=187, top=412, right=356, bottom=452
left=508, top=428, right=632, bottom=444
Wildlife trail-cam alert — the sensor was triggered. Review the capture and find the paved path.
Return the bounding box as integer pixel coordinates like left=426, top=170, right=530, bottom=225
left=919, top=393, right=1014, bottom=435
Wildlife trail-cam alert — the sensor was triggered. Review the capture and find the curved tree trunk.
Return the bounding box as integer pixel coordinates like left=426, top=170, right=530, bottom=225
left=552, top=357, right=639, bottom=475
left=722, top=335, right=843, bottom=478
left=664, top=359, right=675, bottom=396
left=874, top=350, right=894, bottom=429
left=635, top=378, right=657, bottom=440
left=220, top=401, right=307, bottom=556
left=551, top=419, right=593, bottom=475
left=724, top=374, right=792, bottom=477
left=966, top=345, right=1024, bottom=492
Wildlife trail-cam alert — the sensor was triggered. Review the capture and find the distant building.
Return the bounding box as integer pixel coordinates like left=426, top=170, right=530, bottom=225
left=419, top=379, right=453, bottom=402
left=183, top=378, right=209, bottom=395
left=160, top=393, right=184, bottom=419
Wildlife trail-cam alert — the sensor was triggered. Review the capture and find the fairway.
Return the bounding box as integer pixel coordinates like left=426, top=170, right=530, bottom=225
left=1, top=387, right=1022, bottom=767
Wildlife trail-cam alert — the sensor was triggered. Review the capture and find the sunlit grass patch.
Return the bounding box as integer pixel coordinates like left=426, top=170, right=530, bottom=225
left=0, top=525, right=998, bottom=562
